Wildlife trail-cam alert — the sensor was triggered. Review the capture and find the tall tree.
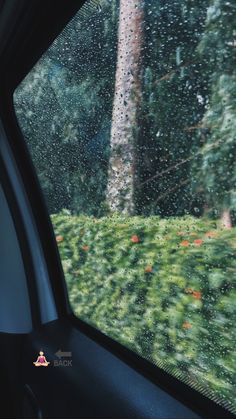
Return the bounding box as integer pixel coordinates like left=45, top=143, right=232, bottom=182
left=106, top=0, right=144, bottom=214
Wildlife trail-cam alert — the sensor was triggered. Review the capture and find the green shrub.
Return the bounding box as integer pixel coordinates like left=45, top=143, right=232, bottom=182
left=52, top=212, right=236, bottom=414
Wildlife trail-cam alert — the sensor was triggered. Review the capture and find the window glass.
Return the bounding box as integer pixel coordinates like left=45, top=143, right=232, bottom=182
left=14, top=0, right=236, bottom=414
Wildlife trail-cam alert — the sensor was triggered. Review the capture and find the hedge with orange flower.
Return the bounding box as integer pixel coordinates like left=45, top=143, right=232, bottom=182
left=52, top=212, right=236, bottom=414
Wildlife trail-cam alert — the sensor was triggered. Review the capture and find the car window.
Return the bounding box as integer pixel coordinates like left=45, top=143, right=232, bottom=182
left=14, top=0, right=236, bottom=414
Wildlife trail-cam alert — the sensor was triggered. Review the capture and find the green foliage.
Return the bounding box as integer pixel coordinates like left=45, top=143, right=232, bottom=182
left=14, top=0, right=119, bottom=215
left=52, top=212, right=236, bottom=414
left=196, top=74, right=236, bottom=214
left=136, top=0, right=209, bottom=216
left=198, top=0, right=236, bottom=73
left=194, top=0, right=236, bottom=215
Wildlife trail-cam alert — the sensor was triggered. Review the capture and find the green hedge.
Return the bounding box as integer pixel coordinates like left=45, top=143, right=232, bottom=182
left=52, top=212, right=236, bottom=414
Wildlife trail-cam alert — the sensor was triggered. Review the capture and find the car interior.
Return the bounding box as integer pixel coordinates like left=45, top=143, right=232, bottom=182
left=0, top=1, right=235, bottom=418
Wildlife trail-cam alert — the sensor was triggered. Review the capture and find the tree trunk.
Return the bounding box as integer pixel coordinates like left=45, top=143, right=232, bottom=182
left=106, top=0, right=144, bottom=214
left=220, top=209, right=232, bottom=229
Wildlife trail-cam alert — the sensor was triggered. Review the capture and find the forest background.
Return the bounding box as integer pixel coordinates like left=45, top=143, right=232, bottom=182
left=15, top=0, right=236, bottom=225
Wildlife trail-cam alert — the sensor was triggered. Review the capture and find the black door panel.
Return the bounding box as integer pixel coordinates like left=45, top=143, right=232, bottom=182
left=23, top=319, right=201, bottom=419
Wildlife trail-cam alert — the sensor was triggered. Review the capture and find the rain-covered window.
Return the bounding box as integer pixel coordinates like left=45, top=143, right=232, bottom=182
left=14, top=0, right=236, bottom=414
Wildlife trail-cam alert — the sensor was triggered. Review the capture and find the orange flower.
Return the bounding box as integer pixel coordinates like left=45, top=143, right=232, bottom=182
left=185, top=288, right=193, bottom=294
left=145, top=265, right=153, bottom=273
left=205, top=231, right=217, bottom=238
left=56, top=235, right=64, bottom=243
left=180, top=240, right=190, bottom=247
left=82, top=245, right=89, bottom=251
left=182, top=321, right=192, bottom=330
left=131, top=235, right=140, bottom=243
left=193, top=239, right=204, bottom=246
left=192, top=291, right=202, bottom=300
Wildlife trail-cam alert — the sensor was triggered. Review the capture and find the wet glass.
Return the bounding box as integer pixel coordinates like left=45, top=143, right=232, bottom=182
left=14, top=0, right=236, bottom=414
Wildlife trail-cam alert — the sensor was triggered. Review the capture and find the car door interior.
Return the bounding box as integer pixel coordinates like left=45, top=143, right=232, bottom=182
left=0, top=1, right=235, bottom=419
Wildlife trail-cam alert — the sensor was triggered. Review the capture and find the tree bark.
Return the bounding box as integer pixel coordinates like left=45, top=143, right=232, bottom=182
left=106, top=0, right=144, bottom=214
left=220, top=209, right=232, bottom=229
